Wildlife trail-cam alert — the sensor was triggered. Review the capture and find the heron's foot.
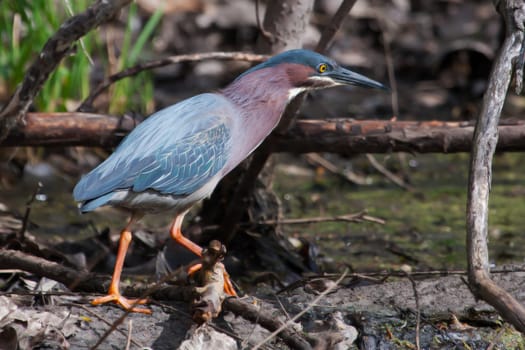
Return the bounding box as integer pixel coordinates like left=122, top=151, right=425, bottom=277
left=222, top=270, right=237, bottom=297
left=187, top=242, right=238, bottom=297
left=92, top=293, right=151, bottom=314
left=187, top=263, right=237, bottom=297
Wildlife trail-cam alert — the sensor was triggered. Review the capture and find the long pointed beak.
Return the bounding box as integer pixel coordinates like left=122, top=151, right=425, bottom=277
left=329, top=66, right=388, bottom=90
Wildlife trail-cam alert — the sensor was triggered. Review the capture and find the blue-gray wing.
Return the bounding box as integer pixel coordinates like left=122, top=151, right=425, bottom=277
left=73, top=93, right=234, bottom=202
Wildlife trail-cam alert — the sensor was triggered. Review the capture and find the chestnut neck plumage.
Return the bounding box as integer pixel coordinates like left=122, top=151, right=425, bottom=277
left=221, top=65, right=306, bottom=170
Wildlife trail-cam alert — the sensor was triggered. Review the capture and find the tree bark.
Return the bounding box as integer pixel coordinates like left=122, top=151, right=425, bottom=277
left=5, top=113, right=525, bottom=154
left=255, top=0, right=314, bottom=53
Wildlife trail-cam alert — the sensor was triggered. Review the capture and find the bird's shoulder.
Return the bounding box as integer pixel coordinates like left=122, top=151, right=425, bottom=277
left=127, top=93, right=235, bottom=140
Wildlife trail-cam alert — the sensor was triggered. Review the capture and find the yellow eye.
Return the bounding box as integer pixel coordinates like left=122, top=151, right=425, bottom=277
left=317, top=63, right=328, bottom=73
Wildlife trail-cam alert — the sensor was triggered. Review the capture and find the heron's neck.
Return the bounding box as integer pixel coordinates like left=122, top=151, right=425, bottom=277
left=222, top=66, right=298, bottom=129
left=220, top=67, right=300, bottom=170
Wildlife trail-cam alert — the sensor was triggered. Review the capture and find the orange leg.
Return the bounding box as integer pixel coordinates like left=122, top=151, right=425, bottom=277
left=170, top=214, right=203, bottom=257
left=170, top=215, right=237, bottom=296
left=222, top=269, right=237, bottom=297
left=92, top=216, right=150, bottom=314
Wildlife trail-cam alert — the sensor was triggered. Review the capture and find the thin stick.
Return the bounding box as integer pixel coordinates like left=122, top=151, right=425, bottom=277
left=466, top=0, right=525, bottom=333
left=62, top=0, right=94, bottom=66
left=366, top=154, right=415, bottom=192
left=18, top=182, right=42, bottom=240
left=252, top=269, right=348, bottom=350
left=255, top=0, right=274, bottom=42
left=65, top=303, right=143, bottom=348
left=124, top=320, right=132, bottom=350
left=315, top=0, right=358, bottom=53
left=378, top=16, right=398, bottom=117
left=407, top=275, right=421, bottom=350
left=305, top=153, right=369, bottom=186
left=263, top=212, right=385, bottom=225
left=78, top=52, right=268, bottom=111
left=205, top=211, right=384, bottom=232
left=240, top=301, right=263, bottom=349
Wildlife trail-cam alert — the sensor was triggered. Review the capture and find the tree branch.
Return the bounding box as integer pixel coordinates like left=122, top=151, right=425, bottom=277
left=315, top=0, right=358, bottom=53
left=5, top=113, right=525, bottom=154
left=466, top=0, right=525, bottom=333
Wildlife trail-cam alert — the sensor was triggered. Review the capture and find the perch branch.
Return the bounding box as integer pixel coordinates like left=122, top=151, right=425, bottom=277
left=466, top=0, right=525, bottom=333
left=5, top=113, right=525, bottom=153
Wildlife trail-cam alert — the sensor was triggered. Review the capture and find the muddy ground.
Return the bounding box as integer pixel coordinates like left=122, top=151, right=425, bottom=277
left=2, top=266, right=524, bottom=349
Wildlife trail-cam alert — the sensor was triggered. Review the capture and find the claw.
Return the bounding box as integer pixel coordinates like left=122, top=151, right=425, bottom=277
left=92, top=293, right=151, bottom=314
left=187, top=262, right=237, bottom=296
left=223, top=271, right=237, bottom=297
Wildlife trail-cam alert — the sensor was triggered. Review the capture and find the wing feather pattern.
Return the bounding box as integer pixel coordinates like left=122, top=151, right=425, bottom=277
left=73, top=93, right=234, bottom=204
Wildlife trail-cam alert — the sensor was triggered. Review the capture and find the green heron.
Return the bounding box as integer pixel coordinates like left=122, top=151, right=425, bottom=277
left=74, top=49, right=386, bottom=313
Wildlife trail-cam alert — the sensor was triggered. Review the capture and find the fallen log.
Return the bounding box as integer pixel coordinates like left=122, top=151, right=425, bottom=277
left=3, top=112, right=525, bottom=153
left=271, top=119, right=525, bottom=154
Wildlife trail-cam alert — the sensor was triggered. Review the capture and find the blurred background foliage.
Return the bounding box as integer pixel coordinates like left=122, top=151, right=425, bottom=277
left=0, top=0, right=161, bottom=114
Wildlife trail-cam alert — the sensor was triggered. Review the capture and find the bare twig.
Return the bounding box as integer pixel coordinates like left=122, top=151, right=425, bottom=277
left=366, top=154, right=415, bottom=192
left=224, top=298, right=313, bottom=350
left=62, top=0, right=94, bottom=66
left=406, top=275, right=421, bottom=350
left=276, top=267, right=525, bottom=294
left=260, top=211, right=385, bottom=225
left=64, top=303, right=143, bottom=348
left=255, top=0, right=274, bottom=43
left=203, top=211, right=385, bottom=232
left=18, top=182, right=42, bottom=240
left=315, top=0, right=358, bottom=53
left=304, top=153, right=369, bottom=185
left=240, top=300, right=263, bottom=349
left=0, top=0, right=132, bottom=142
left=252, top=269, right=348, bottom=350
left=466, top=0, right=525, bottom=333
left=124, top=320, right=132, bottom=350
left=78, top=52, right=268, bottom=112
left=378, top=16, right=398, bottom=117
left=90, top=310, right=136, bottom=350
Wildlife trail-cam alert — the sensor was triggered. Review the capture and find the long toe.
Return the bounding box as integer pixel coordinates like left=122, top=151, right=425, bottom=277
left=92, top=293, right=151, bottom=314
left=223, top=272, right=237, bottom=297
